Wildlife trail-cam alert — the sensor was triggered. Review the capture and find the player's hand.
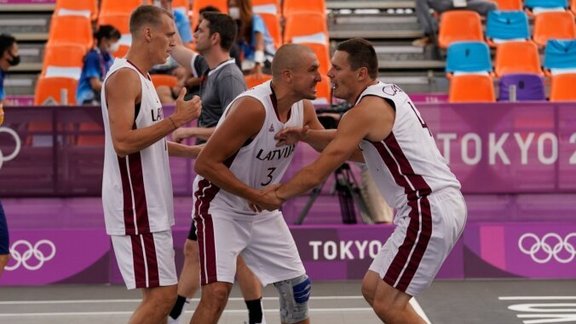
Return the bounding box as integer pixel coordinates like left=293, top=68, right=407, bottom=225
left=172, top=88, right=201, bottom=126
left=172, top=127, right=195, bottom=143
left=275, top=126, right=309, bottom=147
left=249, top=184, right=283, bottom=212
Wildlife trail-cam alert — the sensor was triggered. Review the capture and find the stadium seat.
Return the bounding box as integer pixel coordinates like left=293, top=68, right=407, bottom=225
left=151, top=74, right=178, bottom=88
left=283, top=0, right=326, bottom=16
left=449, top=74, right=496, bottom=103
left=98, top=13, right=132, bottom=58
left=54, top=0, right=99, bottom=20
left=253, top=0, right=281, bottom=14
left=572, top=0, right=576, bottom=14
left=283, top=13, right=329, bottom=45
left=498, top=74, right=546, bottom=101
left=259, top=12, right=282, bottom=49
left=315, top=75, right=332, bottom=105
left=41, top=44, right=86, bottom=80
left=524, top=0, right=568, bottom=13
left=438, top=11, right=484, bottom=49
left=191, top=0, right=228, bottom=31
left=532, top=11, right=576, bottom=47
left=46, top=15, right=93, bottom=51
left=485, top=11, right=530, bottom=46
left=445, top=41, right=492, bottom=77
left=550, top=73, right=576, bottom=101
left=543, top=39, right=576, bottom=75
left=100, top=0, right=151, bottom=15
left=34, top=77, right=78, bottom=106
left=493, top=0, right=523, bottom=10
left=297, top=43, right=331, bottom=75
left=244, top=73, right=272, bottom=88
left=495, top=41, right=543, bottom=76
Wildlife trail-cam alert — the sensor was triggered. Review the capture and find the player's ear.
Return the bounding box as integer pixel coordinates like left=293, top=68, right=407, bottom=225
left=357, top=67, right=368, bottom=81
left=144, top=27, right=153, bottom=42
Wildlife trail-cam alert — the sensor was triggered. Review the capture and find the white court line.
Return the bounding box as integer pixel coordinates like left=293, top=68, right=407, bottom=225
left=499, top=296, right=576, bottom=300
left=0, top=296, right=431, bottom=323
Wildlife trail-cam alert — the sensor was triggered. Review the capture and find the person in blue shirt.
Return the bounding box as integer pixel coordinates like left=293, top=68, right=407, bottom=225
left=229, top=0, right=276, bottom=75
left=0, top=33, right=19, bottom=277
left=76, top=25, right=120, bottom=105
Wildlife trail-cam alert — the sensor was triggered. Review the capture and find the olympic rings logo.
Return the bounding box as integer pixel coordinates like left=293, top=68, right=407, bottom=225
left=518, top=233, right=576, bottom=264
left=0, top=126, right=22, bottom=170
left=5, top=239, right=57, bottom=271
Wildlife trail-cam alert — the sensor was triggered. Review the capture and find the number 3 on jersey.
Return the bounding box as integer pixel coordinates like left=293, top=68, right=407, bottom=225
left=261, top=167, right=277, bottom=186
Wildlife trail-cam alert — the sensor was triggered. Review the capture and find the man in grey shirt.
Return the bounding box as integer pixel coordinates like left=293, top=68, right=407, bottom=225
left=167, top=11, right=265, bottom=324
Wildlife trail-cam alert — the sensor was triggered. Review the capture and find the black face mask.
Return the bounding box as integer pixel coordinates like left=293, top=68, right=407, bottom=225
left=8, top=55, right=20, bottom=66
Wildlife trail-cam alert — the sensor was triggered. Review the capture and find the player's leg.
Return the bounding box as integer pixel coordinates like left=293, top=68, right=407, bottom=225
left=111, top=231, right=178, bottom=323
left=243, top=211, right=310, bottom=324
left=361, top=270, right=425, bottom=324
left=0, top=200, right=9, bottom=277
left=169, top=223, right=201, bottom=322
left=190, top=281, right=233, bottom=324
left=236, top=256, right=266, bottom=324
left=191, top=211, right=247, bottom=324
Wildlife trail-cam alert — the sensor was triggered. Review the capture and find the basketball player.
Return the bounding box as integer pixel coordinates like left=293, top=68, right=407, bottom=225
left=271, top=38, right=467, bottom=323
left=161, top=5, right=266, bottom=323
left=101, top=6, right=201, bottom=323
left=0, top=33, right=20, bottom=278
left=190, top=43, right=324, bottom=324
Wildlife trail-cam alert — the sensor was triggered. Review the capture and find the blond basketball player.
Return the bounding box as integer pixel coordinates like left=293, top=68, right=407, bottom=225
left=101, top=5, right=201, bottom=324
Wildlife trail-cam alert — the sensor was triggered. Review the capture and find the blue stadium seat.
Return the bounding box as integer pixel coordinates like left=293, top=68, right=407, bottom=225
left=498, top=73, right=546, bottom=101
left=486, top=11, right=530, bottom=45
left=543, top=39, right=576, bottom=75
left=524, top=0, right=568, bottom=11
left=445, top=41, right=493, bottom=76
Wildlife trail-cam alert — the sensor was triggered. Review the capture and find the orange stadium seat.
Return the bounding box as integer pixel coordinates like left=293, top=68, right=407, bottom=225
left=54, top=0, right=99, bottom=20
left=98, top=13, right=132, bottom=58
left=283, top=0, right=326, bottom=15
left=302, top=43, right=331, bottom=75
left=495, top=41, right=543, bottom=76
left=41, top=44, right=86, bottom=80
left=47, top=15, right=93, bottom=51
left=172, top=0, right=192, bottom=10
left=533, top=11, right=576, bottom=47
left=438, top=10, right=484, bottom=49
left=244, top=73, right=272, bottom=88
left=100, top=0, right=151, bottom=15
left=283, top=13, right=329, bottom=45
left=34, top=77, right=78, bottom=106
left=493, top=0, right=523, bottom=10
left=151, top=74, right=178, bottom=88
left=253, top=0, right=281, bottom=14
left=572, top=0, right=576, bottom=14
left=550, top=73, right=576, bottom=101
left=449, top=74, right=496, bottom=103
left=259, top=12, right=282, bottom=49
left=191, top=0, right=228, bottom=30
left=315, top=74, right=332, bottom=104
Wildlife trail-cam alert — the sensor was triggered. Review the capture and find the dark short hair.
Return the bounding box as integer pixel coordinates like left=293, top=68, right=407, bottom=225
left=199, top=5, right=221, bottom=15
left=129, top=5, right=173, bottom=35
left=0, top=33, right=16, bottom=57
left=336, top=38, right=378, bottom=79
left=201, top=12, right=237, bottom=51
left=94, top=25, right=121, bottom=42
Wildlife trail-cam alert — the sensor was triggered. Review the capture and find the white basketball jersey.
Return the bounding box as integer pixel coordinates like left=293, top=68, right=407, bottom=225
left=194, top=80, right=304, bottom=215
left=358, top=81, right=461, bottom=209
left=101, top=58, right=174, bottom=235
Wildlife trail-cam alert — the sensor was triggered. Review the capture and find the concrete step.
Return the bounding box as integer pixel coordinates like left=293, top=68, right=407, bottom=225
left=0, top=14, right=52, bottom=35
left=0, top=4, right=55, bottom=12
left=5, top=74, right=37, bottom=97
left=327, top=0, right=415, bottom=10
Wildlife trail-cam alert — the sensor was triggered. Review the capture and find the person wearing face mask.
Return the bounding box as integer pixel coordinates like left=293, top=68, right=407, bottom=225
left=75, top=25, right=121, bottom=105
left=229, top=0, right=276, bottom=76
left=0, top=33, right=19, bottom=277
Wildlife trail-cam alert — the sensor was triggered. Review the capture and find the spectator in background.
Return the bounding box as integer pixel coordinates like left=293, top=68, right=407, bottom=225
left=413, top=0, right=497, bottom=46
left=0, top=33, right=19, bottom=277
left=229, top=0, right=276, bottom=75
left=76, top=25, right=120, bottom=105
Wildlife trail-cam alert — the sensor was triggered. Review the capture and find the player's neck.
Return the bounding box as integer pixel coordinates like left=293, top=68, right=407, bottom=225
left=125, top=47, right=154, bottom=75
left=205, top=49, right=230, bottom=70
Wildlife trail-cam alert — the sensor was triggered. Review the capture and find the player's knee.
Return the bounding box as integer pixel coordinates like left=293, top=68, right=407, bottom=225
left=146, top=286, right=177, bottom=313
left=273, top=274, right=311, bottom=323
left=361, top=280, right=375, bottom=306
left=203, top=282, right=232, bottom=306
